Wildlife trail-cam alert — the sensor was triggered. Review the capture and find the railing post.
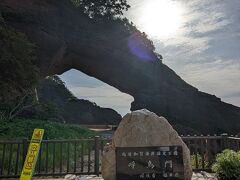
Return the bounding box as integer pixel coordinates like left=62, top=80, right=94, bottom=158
left=205, top=135, right=212, bottom=168
left=221, top=133, right=228, bottom=151
left=22, top=138, right=28, bottom=166
left=94, top=136, right=100, bottom=176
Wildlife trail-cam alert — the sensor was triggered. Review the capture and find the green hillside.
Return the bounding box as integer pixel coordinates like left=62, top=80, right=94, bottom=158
left=0, top=118, right=98, bottom=140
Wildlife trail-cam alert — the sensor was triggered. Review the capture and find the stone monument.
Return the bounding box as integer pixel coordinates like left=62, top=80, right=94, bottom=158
left=102, top=109, right=192, bottom=180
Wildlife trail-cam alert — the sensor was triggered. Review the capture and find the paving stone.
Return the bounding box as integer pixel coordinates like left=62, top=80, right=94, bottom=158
left=75, top=172, right=217, bottom=180
left=65, top=174, right=77, bottom=180
left=34, top=171, right=217, bottom=180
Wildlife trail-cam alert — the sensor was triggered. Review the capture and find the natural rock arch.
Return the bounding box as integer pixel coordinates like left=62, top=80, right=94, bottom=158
left=1, top=0, right=240, bottom=134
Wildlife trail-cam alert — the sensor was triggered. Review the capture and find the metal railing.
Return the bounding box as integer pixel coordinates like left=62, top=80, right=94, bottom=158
left=0, top=136, right=108, bottom=178
left=0, top=134, right=239, bottom=178
left=182, top=134, right=240, bottom=171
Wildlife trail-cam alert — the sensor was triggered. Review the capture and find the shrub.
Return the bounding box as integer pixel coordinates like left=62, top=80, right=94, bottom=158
left=212, top=149, right=240, bottom=180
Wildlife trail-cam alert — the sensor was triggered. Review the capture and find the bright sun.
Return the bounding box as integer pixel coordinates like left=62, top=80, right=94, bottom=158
left=139, top=0, right=184, bottom=39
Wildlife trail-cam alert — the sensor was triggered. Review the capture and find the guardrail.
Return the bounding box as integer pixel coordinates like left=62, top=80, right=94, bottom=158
left=181, top=134, right=240, bottom=171
left=0, top=134, right=239, bottom=178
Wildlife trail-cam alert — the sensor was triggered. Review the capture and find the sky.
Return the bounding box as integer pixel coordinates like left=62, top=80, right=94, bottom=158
left=60, top=0, right=240, bottom=116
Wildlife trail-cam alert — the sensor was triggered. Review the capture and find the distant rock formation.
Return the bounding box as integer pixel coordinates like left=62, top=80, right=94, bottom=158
left=1, top=0, right=240, bottom=134
left=37, top=76, right=122, bottom=125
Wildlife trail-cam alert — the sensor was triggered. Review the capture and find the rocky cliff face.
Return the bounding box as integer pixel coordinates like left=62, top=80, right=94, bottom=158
left=1, top=0, right=240, bottom=134
left=38, top=77, right=122, bottom=125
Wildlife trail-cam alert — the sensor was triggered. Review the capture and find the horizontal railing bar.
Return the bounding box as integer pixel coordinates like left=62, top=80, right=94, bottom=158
left=181, top=136, right=222, bottom=139
left=0, top=175, right=20, bottom=178
left=228, top=137, right=240, bottom=140
left=0, top=138, right=96, bottom=144
left=0, top=141, right=22, bottom=144
left=35, top=172, right=95, bottom=176
left=1, top=135, right=233, bottom=143
left=41, top=139, right=94, bottom=143
left=101, top=138, right=112, bottom=141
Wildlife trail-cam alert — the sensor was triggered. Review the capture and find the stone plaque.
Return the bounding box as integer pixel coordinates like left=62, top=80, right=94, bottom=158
left=116, top=146, right=184, bottom=180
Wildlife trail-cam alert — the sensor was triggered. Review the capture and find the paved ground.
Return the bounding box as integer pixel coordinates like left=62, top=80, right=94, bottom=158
left=192, top=172, right=217, bottom=180
left=34, top=172, right=217, bottom=180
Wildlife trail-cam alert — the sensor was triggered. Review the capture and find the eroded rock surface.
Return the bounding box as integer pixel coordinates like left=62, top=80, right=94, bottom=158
left=102, top=109, right=192, bottom=180
left=1, top=0, right=240, bottom=133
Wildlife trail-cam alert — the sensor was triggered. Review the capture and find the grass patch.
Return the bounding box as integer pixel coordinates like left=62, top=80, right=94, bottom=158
left=0, top=118, right=99, bottom=140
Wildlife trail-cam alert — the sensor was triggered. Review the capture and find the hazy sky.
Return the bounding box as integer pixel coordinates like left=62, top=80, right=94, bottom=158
left=60, top=0, right=240, bottom=116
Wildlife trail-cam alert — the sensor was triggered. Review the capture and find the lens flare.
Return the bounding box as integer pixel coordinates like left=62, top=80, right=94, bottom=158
left=128, top=33, right=156, bottom=62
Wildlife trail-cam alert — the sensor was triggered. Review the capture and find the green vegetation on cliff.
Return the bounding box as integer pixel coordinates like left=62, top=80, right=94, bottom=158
left=0, top=25, right=39, bottom=103
left=0, top=118, right=98, bottom=140
left=71, top=0, right=130, bottom=19
left=0, top=15, right=40, bottom=120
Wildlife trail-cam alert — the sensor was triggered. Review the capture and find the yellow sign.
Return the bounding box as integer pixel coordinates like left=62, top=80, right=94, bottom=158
left=20, top=129, right=44, bottom=180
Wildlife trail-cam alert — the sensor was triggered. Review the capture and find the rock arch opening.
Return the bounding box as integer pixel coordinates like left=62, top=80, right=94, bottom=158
left=60, top=69, right=134, bottom=116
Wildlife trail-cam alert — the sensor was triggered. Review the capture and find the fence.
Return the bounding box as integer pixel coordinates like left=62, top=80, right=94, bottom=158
left=181, top=134, right=240, bottom=171
left=0, top=134, right=239, bottom=178
left=0, top=136, right=109, bottom=179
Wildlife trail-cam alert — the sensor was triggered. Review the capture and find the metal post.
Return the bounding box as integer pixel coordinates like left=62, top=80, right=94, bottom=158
left=22, top=138, right=28, bottom=166
left=94, top=136, right=100, bottom=176
left=205, top=138, right=211, bottom=168
left=221, top=133, right=228, bottom=151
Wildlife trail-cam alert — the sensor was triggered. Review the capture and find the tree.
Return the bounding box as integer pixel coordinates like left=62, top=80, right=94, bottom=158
left=71, top=0, right=130, bottom=19
left=0, top=16, right=39, bottom=119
